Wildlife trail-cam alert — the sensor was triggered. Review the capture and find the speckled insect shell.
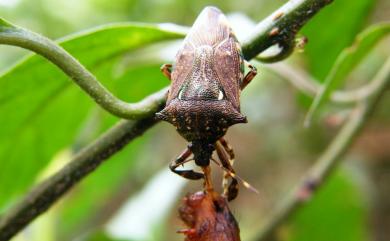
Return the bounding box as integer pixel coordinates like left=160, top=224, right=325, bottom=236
left=157, top=6, right=246, bottom=144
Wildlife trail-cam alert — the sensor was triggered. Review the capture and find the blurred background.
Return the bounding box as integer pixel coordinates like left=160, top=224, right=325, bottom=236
left=0, top=0, right=389, bottom=241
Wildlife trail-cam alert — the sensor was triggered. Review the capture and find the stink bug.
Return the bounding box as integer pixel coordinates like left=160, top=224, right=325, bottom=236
left=156, top=6, right=257, bottom=201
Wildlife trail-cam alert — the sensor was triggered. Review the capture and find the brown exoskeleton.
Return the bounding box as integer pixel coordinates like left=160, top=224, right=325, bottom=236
left=156, top=6, right=257, bottom=201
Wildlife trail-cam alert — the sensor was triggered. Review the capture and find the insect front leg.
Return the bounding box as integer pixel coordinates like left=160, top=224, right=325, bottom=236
left=170, top=147, right=204, bottom=180
left=240, top=62, right=257, bottom=90
left=215, top=141, right=239, bottom=201
left=160, top=63, right=172, bottom=80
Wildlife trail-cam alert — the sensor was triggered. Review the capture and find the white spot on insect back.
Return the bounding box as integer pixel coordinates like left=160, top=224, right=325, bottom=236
left=178, top=89, right=184, bottom=100
left=218, top=90, right=224, bottom=100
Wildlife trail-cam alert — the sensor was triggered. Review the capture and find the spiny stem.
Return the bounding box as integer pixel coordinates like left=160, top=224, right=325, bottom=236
left=242, top=0, right=333, bottom=60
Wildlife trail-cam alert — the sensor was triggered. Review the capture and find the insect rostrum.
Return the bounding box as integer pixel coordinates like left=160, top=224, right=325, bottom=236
left=156, top=6, right=256, bottom=201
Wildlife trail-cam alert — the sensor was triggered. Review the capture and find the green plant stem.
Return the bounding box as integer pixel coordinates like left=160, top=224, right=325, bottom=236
left=253, top=57, right=390, bottom=241
left=0, top=0, right=334, bottom=239
left=242, top=0, right=333, bottom=60
left=0, top=90, right=166, bottom=241
left=0, top=22, right=165, bottom=120
left=265, top=62, right=387, bottom=104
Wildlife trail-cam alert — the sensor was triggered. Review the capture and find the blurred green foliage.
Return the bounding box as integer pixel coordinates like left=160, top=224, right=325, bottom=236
left=302, top=0, right=375, bottom=80
left=306, top=22, right=390, bottom=125
left=283, top=169, right=369, bottom=241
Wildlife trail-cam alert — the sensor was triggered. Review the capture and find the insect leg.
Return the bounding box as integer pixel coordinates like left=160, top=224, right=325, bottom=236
left=219, top=137, right=235, bottom=167
left=218, top=138, right=236, bottom=193
left=240, top=62, right=257, bottom=90
left=215, top=141, right=239, bottom=201
left=170, top=147, right=204, bottom=180
left=160, top=63, right=172, bottom=80
left=201, top=165, right=214, bottom=194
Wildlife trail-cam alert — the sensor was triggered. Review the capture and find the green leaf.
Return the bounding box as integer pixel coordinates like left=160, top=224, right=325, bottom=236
left=305, top=23, right=390, bottom=125
left=0, top=18, right=12, bottom=28
left=302, top=0, right=376, bottom=80
left=0, top=22, right=184, bottom=210
left=283, top=169, right=369, bottom=241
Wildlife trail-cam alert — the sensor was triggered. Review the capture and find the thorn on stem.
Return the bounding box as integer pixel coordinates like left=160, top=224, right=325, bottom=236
left=296, top=178, right=320, bottom=202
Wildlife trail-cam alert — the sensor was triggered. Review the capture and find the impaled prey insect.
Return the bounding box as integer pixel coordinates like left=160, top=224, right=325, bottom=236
left=156, top=6, right=257, bottom=201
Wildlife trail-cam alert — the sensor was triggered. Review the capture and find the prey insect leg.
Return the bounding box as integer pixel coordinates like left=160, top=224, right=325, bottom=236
left=170, top=148, right=204, bottom=180
left=160, top=63, right=172, bottom=80
left=201, top=165, right=214, bottom=194
left=240, top=62, right=257, bottom=90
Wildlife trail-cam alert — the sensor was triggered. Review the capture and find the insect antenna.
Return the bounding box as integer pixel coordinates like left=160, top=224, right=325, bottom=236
left=211, top=157, right=259, bottom=195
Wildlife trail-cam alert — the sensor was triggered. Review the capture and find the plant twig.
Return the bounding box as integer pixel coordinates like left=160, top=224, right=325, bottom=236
left=0, top=89, right=166, bottom=241
left=242, top=0, right=333, bottom=60
left=265, top=62, right=388, bottom=104
left=253, top=57, right=390, bottom=241
left=0, top=21, right=168, bottom=120
left=0, top=0, right=334, bottom=239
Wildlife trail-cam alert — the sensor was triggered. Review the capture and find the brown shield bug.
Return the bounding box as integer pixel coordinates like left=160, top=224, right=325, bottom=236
left=156, top=6, right=257, bottom=201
